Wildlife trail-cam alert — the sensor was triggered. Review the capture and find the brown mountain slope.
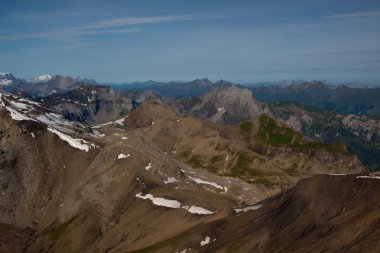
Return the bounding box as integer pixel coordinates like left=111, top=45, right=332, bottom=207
left=131, top=174, right=380, bottom=253
left=0, top=92, right=259, bottom=252
left=123, top=96, right=364, bottom=193
left=0, top=92, right=371, bottom=253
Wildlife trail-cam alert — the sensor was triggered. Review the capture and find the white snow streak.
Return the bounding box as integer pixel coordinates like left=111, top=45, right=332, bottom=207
left=182, top=206, right=214, bottom=215
left=47, top=127, right=91, bottom=152
left=357, top=175, right=380, bottom=180
left=164, top=177, right=178, bottom=184
left=234, top=204, right=263, bottom=213
left=6, top=107, right=35, bottom=121
left=136, top=193, right=214, bottom=215
left=188, top=176, right=224, bottom=190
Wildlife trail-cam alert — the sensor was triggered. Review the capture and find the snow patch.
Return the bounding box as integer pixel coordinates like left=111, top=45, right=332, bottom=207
left=234, top=204, right=263, bottom=213
left=91, top=129, right=105, bottom=138
left=6, top=107, right=35, bottom=121
left=36, top=113, right=74, bottom=130
left=92, top=118, right=124, bottom=128
left=182, top=206, right=214, bottom=215
left=47, top=127, right=91, bottom=152
left=10, top=101, right=30, bottom=110
left=118, top=153, right=127, bottom=159
left=19, top=98, right=41, bottom=106
left=188, top=176, right=224, bottom=190
left=31, top=74, right=52, bottom=82
left=357, top=175, right=380, bottom=180
left=0, top=78, right=12, bottom=85
left=135, top=193, right=181, bottom=208
left=164, top=177, right=178, bottom=184
left=200, top=236, right=210, bottom=246
left=114, top=118, right=124, bottom=126
left=145, top=162, right=152, bottom=171
left=136, top=193, right=214, bottom=215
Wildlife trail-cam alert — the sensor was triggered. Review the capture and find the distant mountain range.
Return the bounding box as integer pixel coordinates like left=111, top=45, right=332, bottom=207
left=250, top=81, right=380, bottom=117
left=111, top=78, right=237, bottom=98
left=113, top=78, right=380, bottom=117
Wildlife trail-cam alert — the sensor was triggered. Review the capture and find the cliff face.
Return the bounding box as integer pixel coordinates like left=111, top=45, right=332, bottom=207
left=171, top=87, right=270, bottom=124
left=42, top=84, right=134, bottom=125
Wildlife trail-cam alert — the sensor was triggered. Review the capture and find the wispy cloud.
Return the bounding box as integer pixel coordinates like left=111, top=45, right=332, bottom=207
left=0, top=14, right=213, bottom=41
left=323, top=11, right=380, bottom=19
left=0, top=28, right=141, bottom=41
left=77, top=15, right=211, bottom=30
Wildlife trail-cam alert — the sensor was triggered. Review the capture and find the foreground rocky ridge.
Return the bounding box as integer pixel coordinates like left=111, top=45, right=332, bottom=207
left=137, top=174, right=380, bottom=253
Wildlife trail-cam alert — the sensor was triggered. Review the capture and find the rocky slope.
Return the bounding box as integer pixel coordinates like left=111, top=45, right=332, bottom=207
left=41, top=83, right=134, bottom=125
left=0, top=74, right=82, bottom=97
left=124, top=96, right=364, bottom=190
left=0, top=91, right=269, bottom=252
left=169, top=87, right=270, bottom=124
left=269, top=102, right=380, bottom=171
left=138, top=174, right=380, bottom=253
left=0, top=90, right=372, bottom=252
left=167, top=86, right=379, bottom=172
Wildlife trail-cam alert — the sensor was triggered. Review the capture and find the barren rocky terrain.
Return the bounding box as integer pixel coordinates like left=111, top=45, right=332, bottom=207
left=0, top=90, right=378, bottom=252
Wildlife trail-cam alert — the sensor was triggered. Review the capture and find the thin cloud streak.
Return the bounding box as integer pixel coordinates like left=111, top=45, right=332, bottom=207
left=324, top=11, right=380, bottom=18
left=0, top=28, right=141, bottom=41
left=77, top=15, right=212, bottom=30
left=0, top=14, right=215, bottom=41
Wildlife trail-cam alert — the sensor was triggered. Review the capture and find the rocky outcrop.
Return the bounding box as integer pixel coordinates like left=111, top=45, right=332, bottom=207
left=172, top=87, right=270, bottom=124
left=42, top=84, right=134, bottom=125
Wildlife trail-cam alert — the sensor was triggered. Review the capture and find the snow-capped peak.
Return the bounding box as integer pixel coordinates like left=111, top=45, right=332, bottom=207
left=31, top=74, right=52, bottom=83
left=0, top=73, right=14, bottom=86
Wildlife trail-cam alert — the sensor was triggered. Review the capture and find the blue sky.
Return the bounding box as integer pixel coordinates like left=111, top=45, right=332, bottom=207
left=0, top=0, right=379, bottom=84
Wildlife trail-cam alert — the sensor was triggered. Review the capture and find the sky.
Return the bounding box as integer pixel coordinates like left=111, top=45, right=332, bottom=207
left=0, top=0, right=379, bottom=84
